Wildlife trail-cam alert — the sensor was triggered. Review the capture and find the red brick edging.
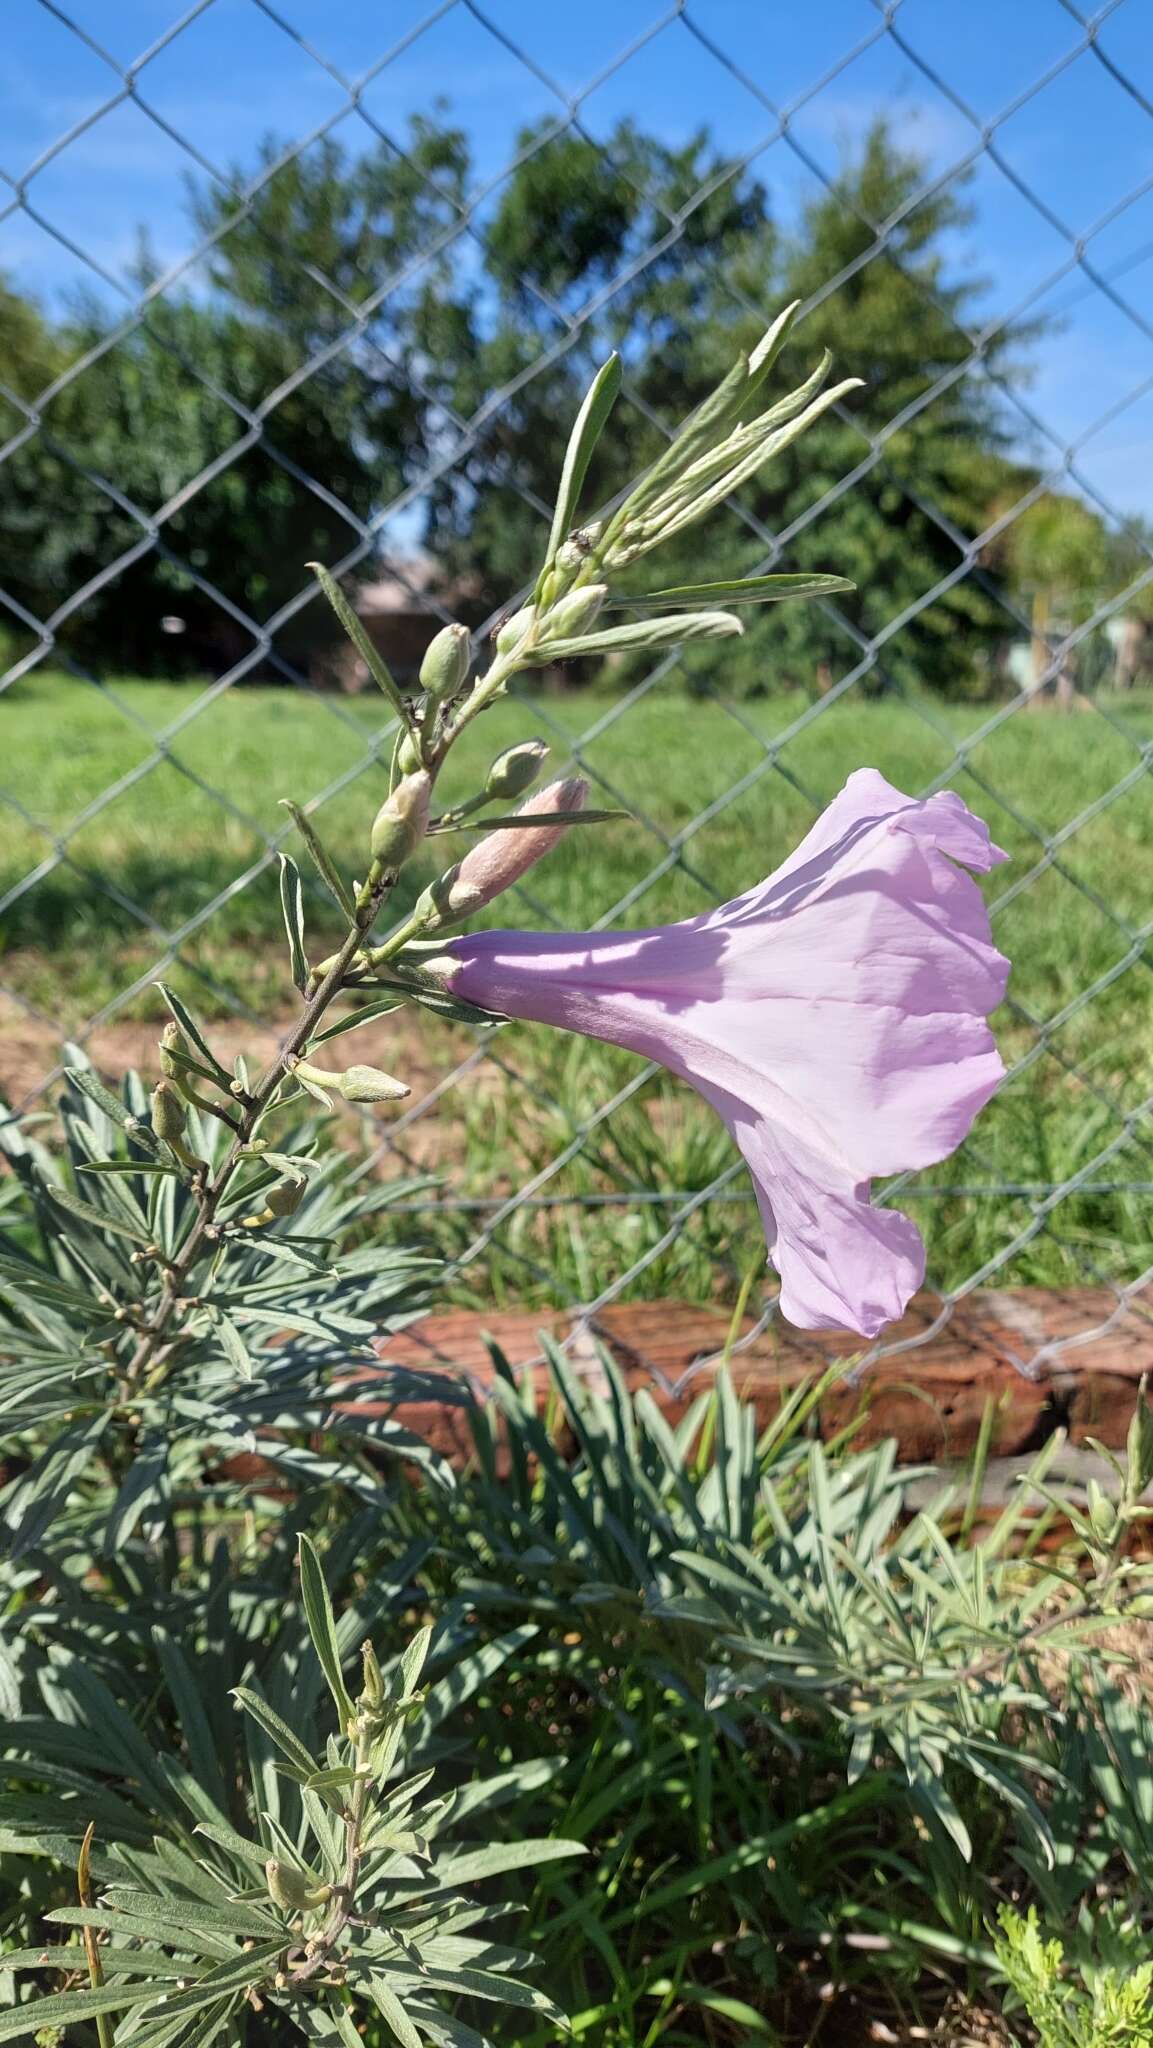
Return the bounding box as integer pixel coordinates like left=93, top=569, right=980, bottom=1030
left=346, top=1286, right=1153, bottom=1468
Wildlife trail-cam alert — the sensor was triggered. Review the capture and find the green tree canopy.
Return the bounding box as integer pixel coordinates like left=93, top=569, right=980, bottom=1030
left=0, top=115, right=1041, bottom=695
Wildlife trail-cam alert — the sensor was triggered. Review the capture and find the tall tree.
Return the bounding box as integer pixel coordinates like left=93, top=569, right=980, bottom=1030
left=425, top=120, right=779, bottom=608
left=435, top=120, right=1039, bottom=699
left=0, top=117, right=1040, bottom=696
left=744, top=124, right=1037, bottom=699
left=0, top=120, right=473, bottom=675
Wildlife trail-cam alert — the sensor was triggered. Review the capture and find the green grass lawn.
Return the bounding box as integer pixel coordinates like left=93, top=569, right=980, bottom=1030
left=6, top=671, right=1153, bottom=1306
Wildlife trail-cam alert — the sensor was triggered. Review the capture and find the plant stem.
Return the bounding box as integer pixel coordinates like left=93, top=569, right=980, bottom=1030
left=123, top=883, right=393, bottom=1398
left=288, top=1727, right=373, bottom=1985
left=121, top=571, right=564, bottom=1398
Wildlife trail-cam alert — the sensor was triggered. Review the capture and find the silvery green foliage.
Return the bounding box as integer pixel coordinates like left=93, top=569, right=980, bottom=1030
left=0, top=1051, right=455, bottom=1564
left=0, top=1539, right=580, bottom=2045
left=3, top=1350, right=1153, bottom=2036
left=434, top=1340, right=1153, bottom=1870
left=0, top=314, right=858, bottom=1578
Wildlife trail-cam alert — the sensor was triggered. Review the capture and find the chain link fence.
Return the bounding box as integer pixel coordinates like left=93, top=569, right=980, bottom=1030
left=3, top=0, right=1153, bottom=1379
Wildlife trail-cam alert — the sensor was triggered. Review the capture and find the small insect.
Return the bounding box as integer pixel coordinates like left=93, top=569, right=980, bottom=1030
left=489, top=604, right=518, bottom=644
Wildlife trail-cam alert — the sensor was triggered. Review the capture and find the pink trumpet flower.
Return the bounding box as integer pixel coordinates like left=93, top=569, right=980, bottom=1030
left=438, top=770, right=1010, bottom=1338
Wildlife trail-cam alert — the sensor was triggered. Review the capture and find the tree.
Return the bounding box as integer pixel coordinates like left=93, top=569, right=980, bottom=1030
left=426, top=120, right=779, bottom=610
left=1001, top=491, right=1110, bottom=694
left=0, top=116, right=1041, bottom=695
left=719, top=123, right=1039, bottom=700
left=429, top=120, right=1040, bottom=700
left=0, top=278, right=72, bottom=667
left=0, top=119, right=473, bottom=676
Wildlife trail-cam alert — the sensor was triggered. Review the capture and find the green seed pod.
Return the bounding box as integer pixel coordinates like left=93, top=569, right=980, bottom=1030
left=265, top=1174, right=307, bottom=1217
left=338, top=1064, right=410, bottom=1104
left=496, top=603, right=536, bottom=652
left=151, top=1078, right=188, bottom=1143
left=419, top=622, right=471, bottom=704
left=485, top=738, right=549, bottom=801
left=543, top=583, right=607, bottom=638
left=370, top=770, right=431, bottom=868
left=264, top=1858, right=332, bottom=1914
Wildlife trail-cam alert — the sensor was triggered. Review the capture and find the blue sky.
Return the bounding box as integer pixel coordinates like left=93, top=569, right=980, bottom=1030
left=5, top=0, right=1153, bottom=515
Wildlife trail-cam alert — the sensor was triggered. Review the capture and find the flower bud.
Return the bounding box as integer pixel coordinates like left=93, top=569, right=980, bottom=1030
left=485, top=738, right=549, bottom=801
left=338, top=1064, right=410, bottom=1104
left=265, top=1174, right=307, bottom=1218
left=1087, top=1481, right=1118, bottom=1543
left=396, top=730, right=424, bottom=776
left=151, top=1078, right=187, bottom=1143
left=496, top=603, right=536, bottom=652
left=360, top=1639, right=385, bottom=1708
left=544, top=584, right=607, bottom=638
left=265, top=1858, right=332, bottom=1914
left=158, top=1020, right=189, bottom=1082
left=370, top=770, right=431, bottom=869
left=437, top=777, right=588, bottom=919
left=292, top=1057, right=409, bottom=1106
left=419, top=622, right=471, bottom=703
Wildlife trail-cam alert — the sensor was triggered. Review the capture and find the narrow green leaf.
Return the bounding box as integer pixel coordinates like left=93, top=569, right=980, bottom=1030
left=193, top=1821, right=269, bottom=1870
left=298, top=1533, right=357, bottom=1734
left=398, top=1624, right=432, bottom=1700
left=544, top=352, right=622, bottom=566
left=280, top=799, right=357, bottom=920
left=619, top=352, right=752, bottom=517
left=214, top=1313, right=255, bottom=1382
left=400, top=2009, right=488, bottom=2048
left=130, top=1994, right=243, bottom=2048
left=155, top=985, right=232, bottom=1085
left=304, top=1764, right=367, bottom=1791
left=368, top=1977, right=423, bottom=2048
left=151, top=1629, right=230, bottom=1815
left=102, top=1438, right=169, bottom=1555
left=290, top=2003, right=365, bottom=2047
left=430, top=1839, right=583, bottom=1889
left=77, top=1158, right=180, bottom=1179
left=110, top=1944, right=285, bottom=2034
left=43, top=1182, right=151, bottom=1245
left=57, top=1894, right=279, bottom=1939
left=363, top=973, right=504, bottom=1030
left=309, top=562, right=410, bottom=723
left=277, top=854, right=309, bottom=995
left=532, top=612, right=743, bottom=662
left=0, top=1983, right=155, bottom=2040
left=747, top=298, right=803, bottom=382
left=421, top=1626, right=538, bottom=1735
left=4, top=1416, right=110, bottom=1559
left=64, top=1067, right=157, bottom=1151
left=310, top=997, right=405, bottom=1047
left=437, top=808, right=623, bottom=830
left=231, top=1685, right=320, bottom=1778
left=659, top=376, right=862, bottom=543
left=611, top=572, right=854, bottom=609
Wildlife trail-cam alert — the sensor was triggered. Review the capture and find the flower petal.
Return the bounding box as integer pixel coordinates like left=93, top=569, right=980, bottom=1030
left=443, top=771, right=1009, bottom=1339
left=702, top=1077, right=926, bottom=1337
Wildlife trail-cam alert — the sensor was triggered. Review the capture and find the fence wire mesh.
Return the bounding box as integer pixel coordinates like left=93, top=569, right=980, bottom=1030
left=3, top=0, right=1153, bottom=1380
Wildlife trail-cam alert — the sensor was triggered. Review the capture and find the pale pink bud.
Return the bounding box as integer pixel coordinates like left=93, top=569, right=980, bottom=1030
left=438, top=777, right=588, bottom=918
left=370, top=770, right=431, bottom=868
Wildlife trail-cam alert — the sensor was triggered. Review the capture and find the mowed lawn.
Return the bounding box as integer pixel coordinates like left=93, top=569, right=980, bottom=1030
left=5, top=672, right=1153, bottom=1304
